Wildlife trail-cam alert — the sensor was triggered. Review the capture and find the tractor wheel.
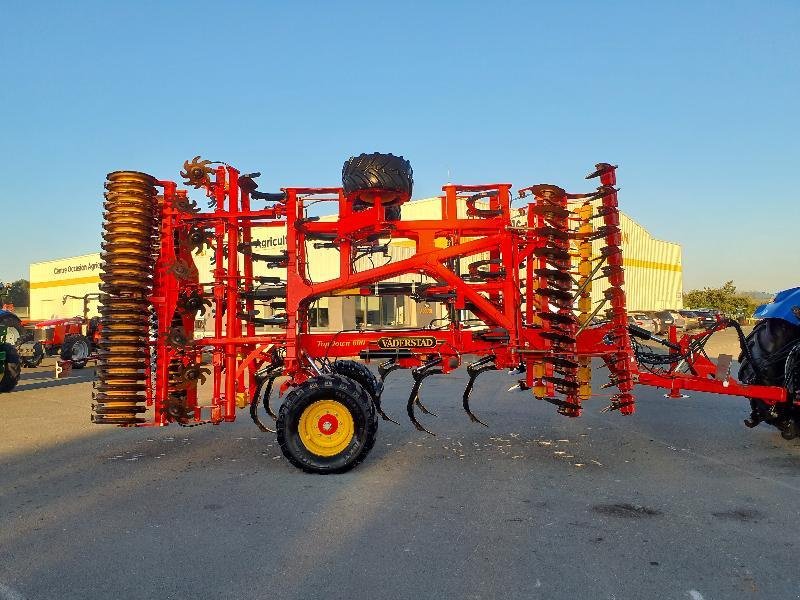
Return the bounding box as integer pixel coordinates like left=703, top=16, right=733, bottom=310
left=61, top=334, right=91, bottom=369
left=0, top=344, right=21, bottom=393
left=738, top=319, right=800, bottom=386
left=0, top=313, right=25, bottom=346
left=738, top=318, right=800, bottom=437
left=342, top=153, right=413, bottom=202
left=276, top=374, right=378, bottom=474
left=20, top=341, right=45, bottom=368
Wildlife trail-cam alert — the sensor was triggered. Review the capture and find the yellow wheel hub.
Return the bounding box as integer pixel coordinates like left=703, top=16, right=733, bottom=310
left=298, top=399, right=355, bottom=457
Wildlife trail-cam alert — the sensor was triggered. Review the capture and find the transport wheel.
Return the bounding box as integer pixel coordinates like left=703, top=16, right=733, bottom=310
left=61, top=334, right=91, bottom=369
left=276, top=374, right=378, bottom=474
left=0, top=344, right=21, bottom=393
left=0, top=313, right=24, bottom=346
left=331, top=359, right=384, bottom=403
left=342, top=152, right=413, bottom=201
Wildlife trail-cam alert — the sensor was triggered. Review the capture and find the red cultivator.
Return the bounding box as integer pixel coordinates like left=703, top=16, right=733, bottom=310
left=93, top=153, right=790, bottom=473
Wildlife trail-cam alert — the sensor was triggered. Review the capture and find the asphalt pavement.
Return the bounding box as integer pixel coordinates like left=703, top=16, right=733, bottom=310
left=1, top=358, right=800, bottom=600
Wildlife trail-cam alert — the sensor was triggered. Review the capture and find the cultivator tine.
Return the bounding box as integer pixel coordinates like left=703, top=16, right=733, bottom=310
left=262, top=367, right=283, bottom=421
left=463, top=356, right=496, bottom=427
left=407, top=383, right=437, bottom=435
left=375, top=400, right=399, bottom=425
left=250, top=365, right=283, bottom=430
left=378, top=359, right=403, bottom=381
left=406, top=359, right=444, bottom=435
left=371, top=359, right=402, bottom=424
left=414, top=394, right=437, bottom=416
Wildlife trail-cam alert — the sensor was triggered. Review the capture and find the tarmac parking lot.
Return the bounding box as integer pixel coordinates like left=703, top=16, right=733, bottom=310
left=2, top=353, right=800, bottom=600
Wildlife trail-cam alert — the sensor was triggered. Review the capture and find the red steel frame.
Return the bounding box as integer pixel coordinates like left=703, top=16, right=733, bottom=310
left=136, top=160, right=788, bottom=428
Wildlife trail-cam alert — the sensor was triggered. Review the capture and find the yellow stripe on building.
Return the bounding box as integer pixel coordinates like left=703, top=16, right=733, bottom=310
left=623, top=258, right=682, bottom=272
left=30, top=275, right=102, bottom=289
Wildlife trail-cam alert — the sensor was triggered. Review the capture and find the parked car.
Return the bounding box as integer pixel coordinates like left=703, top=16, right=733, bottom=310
left=649, top=311, right=671, bottom=333
left=678, top=310, right=701, bottom=329
left=655, top=310, right=687, bottom=331
left=628, top=314, right=658, bottom=334
left=694, top=309, right=720, bottom=329
left=642, top=312, right=664, bottom=334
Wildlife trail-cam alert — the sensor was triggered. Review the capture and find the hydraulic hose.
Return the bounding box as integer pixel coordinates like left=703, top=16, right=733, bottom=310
left=725, top=319, right=763, bottom=382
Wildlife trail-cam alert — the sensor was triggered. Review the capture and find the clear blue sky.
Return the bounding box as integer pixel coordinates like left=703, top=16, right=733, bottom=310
left=1, top=1, right=797, bottom=292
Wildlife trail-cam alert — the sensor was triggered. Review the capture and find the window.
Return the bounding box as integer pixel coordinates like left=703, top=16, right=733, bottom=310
left=308, top=298, right=330, bottom=329
left=355, top=295, right=407, bottom=328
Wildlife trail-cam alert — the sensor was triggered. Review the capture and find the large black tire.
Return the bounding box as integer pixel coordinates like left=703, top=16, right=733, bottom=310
left=331, top=359, right=384, bottom=402
left=738, top=318, right=800, bottom=437
left=0, top=313, right=24, bottom=347
left=276, top=374, right=378, bottom=474
left=342, top=153, right=413, bottom=199
left=738, top=319, right=800, bottom=386
left=20, top=341, right=45, bottom=368
left=61, top=334, right=91, bottom=369
left=0, top=344, right=21, bottom=392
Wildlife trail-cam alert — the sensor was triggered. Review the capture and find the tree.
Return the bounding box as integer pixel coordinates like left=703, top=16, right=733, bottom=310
left=1, top=279, right=29, bottom=307
left=683, top=281, right=758, bottom=319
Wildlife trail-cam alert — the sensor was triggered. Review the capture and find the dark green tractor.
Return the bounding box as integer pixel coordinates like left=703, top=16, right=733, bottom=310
left=0, top=324, right=21, bottom=393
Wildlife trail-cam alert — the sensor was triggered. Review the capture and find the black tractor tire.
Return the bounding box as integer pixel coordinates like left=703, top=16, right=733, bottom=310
left=342, top=153, right=413, bottom=200
left=61, top=334, right=92, bottom=369
left=20, top=341, right=45, bottom=368
left=0, top=313, right=25, bottom=347
left=331, top=360, right=384, bottom=403
left=738, top=318, right=800, bottom=437
left=738, top=319, right=800, bottom=386
left=276, top=374, right=378, bottom=474
left=0, top=344, right=21, bottom=392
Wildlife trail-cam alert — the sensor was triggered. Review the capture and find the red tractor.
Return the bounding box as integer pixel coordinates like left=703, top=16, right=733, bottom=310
left=24, top=294, right=101, bottom=368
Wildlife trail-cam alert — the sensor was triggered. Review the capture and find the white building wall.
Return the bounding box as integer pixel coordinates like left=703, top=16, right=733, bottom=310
left=29, top=253, right=103, bottom=320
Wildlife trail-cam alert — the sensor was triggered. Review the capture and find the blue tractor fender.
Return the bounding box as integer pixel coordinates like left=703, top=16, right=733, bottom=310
left=753, top=287, right=800, bottom=326
left=0, top=309, right=22, bottom=325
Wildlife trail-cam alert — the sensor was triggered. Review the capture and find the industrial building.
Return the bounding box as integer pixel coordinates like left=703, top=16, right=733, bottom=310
left=28, top=198, right=682, bottom=326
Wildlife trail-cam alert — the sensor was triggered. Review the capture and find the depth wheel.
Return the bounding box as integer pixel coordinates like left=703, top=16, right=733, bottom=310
left=0, top=344, right=21, bottom=392
left=276, top=374, right=378, bottom=474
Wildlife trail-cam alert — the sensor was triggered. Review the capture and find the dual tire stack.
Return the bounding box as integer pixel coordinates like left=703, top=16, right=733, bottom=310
left=277, top=362, right=380, bottom=474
